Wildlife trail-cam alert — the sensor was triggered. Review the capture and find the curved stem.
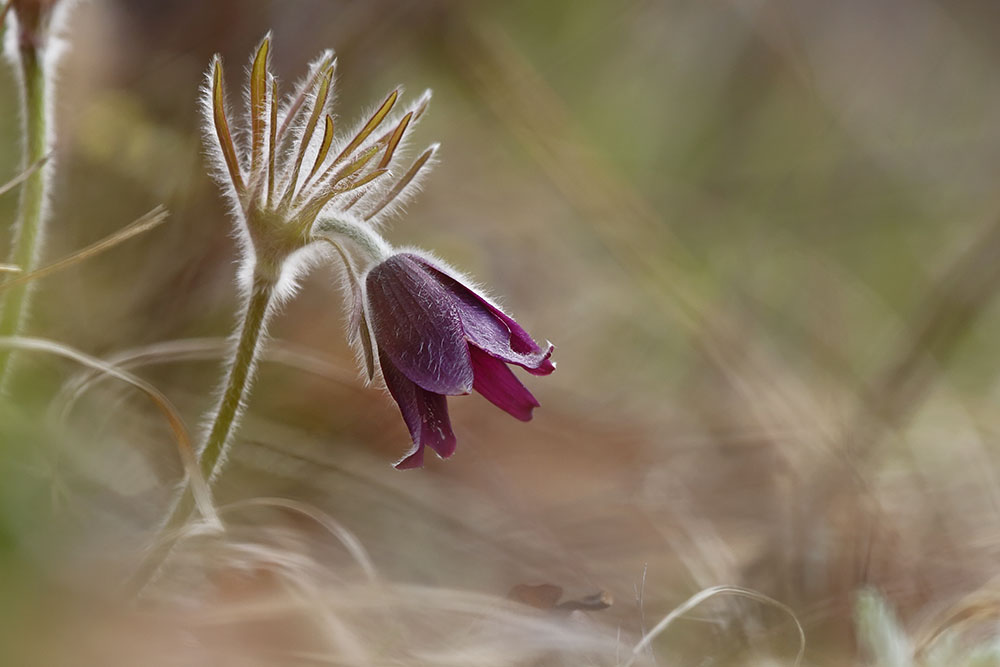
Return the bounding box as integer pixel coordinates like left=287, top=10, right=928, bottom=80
left=313, top=216, right=392, bottom=263
left=0, top=41, right=50, bottom=387
left=200, top=271, right=276, bottom=480
left=128, top=268, right=278, bottom=594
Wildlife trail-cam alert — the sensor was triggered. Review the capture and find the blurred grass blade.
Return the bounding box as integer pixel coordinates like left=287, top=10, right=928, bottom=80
left=624, top=585, right=805, bottom=667
left=0, top=154, right=49, bottom=199
left=856, top=590, right=913, bottom=667
left=0, top=335, right=219, bottom=527
left=53, top=336, right=357, bottom=426
left=0, top=264, right=20, bottom=274
left=219, top=497, right=377, bottom=580
left=0, top=206, right=169, bottom=293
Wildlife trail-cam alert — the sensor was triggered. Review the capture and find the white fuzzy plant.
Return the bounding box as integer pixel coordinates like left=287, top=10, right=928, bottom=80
left=133, top=34, right=438, bottom=587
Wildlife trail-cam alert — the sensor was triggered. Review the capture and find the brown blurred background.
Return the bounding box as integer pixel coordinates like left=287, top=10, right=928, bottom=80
left=4, top=0, right=1000, bottom=664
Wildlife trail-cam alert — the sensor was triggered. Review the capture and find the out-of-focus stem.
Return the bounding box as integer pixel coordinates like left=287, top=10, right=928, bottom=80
left=0, top=40, right=50, bottom=387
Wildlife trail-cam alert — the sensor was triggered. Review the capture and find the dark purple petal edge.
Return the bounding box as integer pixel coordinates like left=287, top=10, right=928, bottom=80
left=408, top=255, right=555, bottom=375
left=379, top=350, right=458, bottom=469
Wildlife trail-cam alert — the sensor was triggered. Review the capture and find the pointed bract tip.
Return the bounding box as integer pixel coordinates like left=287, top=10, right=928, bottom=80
left=212, top=56, right=223, bottom=84
left=383, top=88, right=401, bottom=113
left=255, top=34, right=271, bottom=55
left=394, top=446, right=424, bottom=469
left=414, top=89, right=433, bottom=114
left=251, top=39, right=270, bottom=80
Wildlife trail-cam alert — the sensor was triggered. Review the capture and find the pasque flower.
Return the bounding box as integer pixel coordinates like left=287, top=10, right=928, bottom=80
left=364, top=253, right=554, bottom=469
left=134, top=34, right=555, bottom=591
left=196, top=35, right=437, bottom=475
left=198, top=34, right=552, bottom=476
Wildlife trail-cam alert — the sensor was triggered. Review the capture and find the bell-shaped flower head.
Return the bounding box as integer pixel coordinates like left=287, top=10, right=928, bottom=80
left=363, top=252, right=554, bottom=468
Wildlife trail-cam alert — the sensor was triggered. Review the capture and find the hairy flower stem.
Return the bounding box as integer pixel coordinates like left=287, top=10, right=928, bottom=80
left=200, top=270, right=276, bottom=480
left=0, top=41, right=49, bottom=387
left=129, top=268, right=277, bottom=594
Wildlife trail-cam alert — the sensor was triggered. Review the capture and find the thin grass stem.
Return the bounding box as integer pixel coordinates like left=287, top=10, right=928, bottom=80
left=0, top=335, right=218, bottom=526
left=0, top=206, right=168, bottom=293
left=624, top=585, right=805, bottom=667
left=0, top=154, right=48, bottom=199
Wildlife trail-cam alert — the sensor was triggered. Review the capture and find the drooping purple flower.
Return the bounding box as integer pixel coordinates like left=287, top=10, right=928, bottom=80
left=363, top=253, right=554, bottom=468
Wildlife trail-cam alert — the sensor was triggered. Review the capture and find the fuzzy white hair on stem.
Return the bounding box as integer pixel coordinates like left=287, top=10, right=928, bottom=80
left=137, top=34, right=455, bottom=586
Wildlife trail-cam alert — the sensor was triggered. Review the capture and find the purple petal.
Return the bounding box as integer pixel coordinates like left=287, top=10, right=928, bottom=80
left=470, top=346, right=539, bottom=421
left=365, top=255, right=474, bottom=394
left=407, top=255, right=555, bottom=375
left=395, top=442, right=425, bottom=470
left=380, top=351, right=458, bottom=469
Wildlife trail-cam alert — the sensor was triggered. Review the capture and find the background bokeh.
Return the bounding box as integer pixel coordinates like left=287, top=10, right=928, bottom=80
left=3, top=0, right=1000, bottom=664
